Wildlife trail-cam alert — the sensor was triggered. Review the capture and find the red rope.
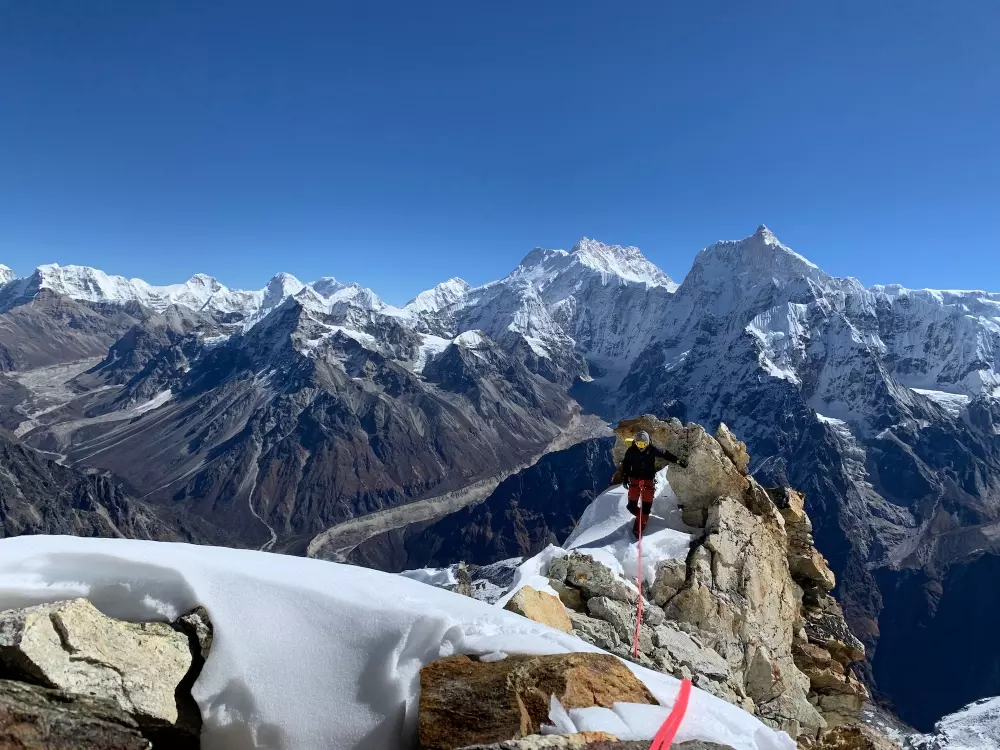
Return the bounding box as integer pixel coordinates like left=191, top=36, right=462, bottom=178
left=649, top=678, right=692, bottom=750
left=631, top=481, right=646, bottom=659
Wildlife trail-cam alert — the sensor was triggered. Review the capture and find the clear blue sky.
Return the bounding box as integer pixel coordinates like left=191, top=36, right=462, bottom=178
left=1, top=1, right=998, bottom=304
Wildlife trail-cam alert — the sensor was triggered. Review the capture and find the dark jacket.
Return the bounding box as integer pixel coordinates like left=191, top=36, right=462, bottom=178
left=620, top=443, right=681, bottom=482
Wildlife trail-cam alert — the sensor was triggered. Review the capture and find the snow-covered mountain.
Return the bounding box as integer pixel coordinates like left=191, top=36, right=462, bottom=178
left=3, top=227, right=1000, bottom=734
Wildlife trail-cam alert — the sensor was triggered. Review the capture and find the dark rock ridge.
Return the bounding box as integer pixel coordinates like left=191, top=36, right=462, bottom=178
left=0, top=430, right=214, bottom=543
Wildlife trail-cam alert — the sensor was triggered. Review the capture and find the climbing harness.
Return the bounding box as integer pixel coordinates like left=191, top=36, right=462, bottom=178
left=649, top=678, right=692, bottom=750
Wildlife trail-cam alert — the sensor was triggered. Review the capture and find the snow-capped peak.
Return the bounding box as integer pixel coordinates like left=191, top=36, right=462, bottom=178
left=686, top=226, right=827, bottom=292
left=507, top=239, right=675, bottom=292
left=571, top=237, right=676, bottom=289
left=263, top=272, right=305, bottom=303
left=405, top=277, right=472, bottom=314
left=311, top=276, right=345, bottom=297
left=0, top=265, right=14, bottom=285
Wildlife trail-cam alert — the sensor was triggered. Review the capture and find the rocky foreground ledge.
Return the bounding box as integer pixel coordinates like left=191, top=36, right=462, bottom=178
left=0, top=597, right=211, bottom=749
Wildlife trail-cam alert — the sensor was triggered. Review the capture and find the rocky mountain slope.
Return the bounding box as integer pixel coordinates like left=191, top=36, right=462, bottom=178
left=3, top=228, right=1000, bottom=732
left=0, top=429, right=213, bottom=543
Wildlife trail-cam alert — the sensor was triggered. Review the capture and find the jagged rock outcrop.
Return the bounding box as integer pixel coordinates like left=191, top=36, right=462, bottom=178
left=616, top=416, right=868, bottom=739
left=0, top=679, right=152, bottom=749
left=538, top=416, right=870, bottom=742
left=418, top=653, right=656, bottom=750
left=0, top=598, right=212, bottom=748
left=503, top=585, right=573, bottom=633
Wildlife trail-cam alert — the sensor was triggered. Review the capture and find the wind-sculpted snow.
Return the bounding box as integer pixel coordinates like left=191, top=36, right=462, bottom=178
left=0, top=536, right=794, bottom=750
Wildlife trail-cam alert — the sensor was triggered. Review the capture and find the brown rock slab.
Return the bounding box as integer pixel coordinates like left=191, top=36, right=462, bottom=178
left=505, top=586, right=574, bottom=633
left=418, top=653, right=657, bottom=750
left=0, top=678, right=151, bottom=749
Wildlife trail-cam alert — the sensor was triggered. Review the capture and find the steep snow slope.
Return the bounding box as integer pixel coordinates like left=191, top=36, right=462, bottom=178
left=0, top=535, right=794, bottom=750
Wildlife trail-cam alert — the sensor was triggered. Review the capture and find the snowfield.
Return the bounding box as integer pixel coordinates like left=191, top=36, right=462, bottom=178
left=0, top=529, right=793, bottom=749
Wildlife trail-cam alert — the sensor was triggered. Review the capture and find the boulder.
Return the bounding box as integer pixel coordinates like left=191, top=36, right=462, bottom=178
left=652, top=622, right=729, bottom=681
left=504, top=586, right=573, bottom=633
left=175, top=606, right=213, bottom=660
left=0, top=679, right=151, bottom=749
left=546, top=557, right=570, bottom=584
left=648, top=558, right=687, bottom=606
left=549, top=580, right=586, bottom=613
left=453, top=733, right=619, bottom=748
left=586, top=597, right=654, bottom=654
left=0, top=598, right=193, bottom=727
left=418, top=653, right=656, bottom=750
left=567, top=611, right=620, bottom=652
left=565, top=554, right=637, bottom=605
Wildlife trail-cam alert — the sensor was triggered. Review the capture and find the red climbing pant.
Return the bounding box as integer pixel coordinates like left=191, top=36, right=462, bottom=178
left=626, top=479, right=654, bottom=535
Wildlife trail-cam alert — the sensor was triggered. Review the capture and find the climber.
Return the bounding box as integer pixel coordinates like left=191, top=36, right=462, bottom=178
left=620, top=431, right=686, bottom=537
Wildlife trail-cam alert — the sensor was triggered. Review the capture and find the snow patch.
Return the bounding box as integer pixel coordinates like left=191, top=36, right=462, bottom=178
left=131, top=389, right=173, bottom=416
left=911, top=388, right=972, bottom=418
left=413, top=334, right=451, bottom=373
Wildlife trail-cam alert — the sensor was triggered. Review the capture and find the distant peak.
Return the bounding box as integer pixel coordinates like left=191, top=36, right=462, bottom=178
left=755, top=224, right=777, bottom=242
left=688, top=226, right=826, bottom=290
left=571, top=237, right=675, bottom=289
left=265, top=272, right=304, bottom=294
left=0, top=264, right=14, bottom=284
left=311, top=276, right=344, bottom=298
left=405, top=276, right=472, bottom=314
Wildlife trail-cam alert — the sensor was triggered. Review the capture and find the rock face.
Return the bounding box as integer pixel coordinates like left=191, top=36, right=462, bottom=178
left=504, top=586, right=573, bottom=633
left=0, top=431, right=212, bottom=544
left=0, top=598, right=211, bottom=747
left=0, top=599, right=192, bottom=725
left=418, top=653, right=656, bottom=750
left=0, top=679, right=152, bottom=750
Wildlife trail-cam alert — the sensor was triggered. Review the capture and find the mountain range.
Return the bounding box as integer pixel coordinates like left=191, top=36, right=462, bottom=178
left=2, top=226, right=999, bottom=732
